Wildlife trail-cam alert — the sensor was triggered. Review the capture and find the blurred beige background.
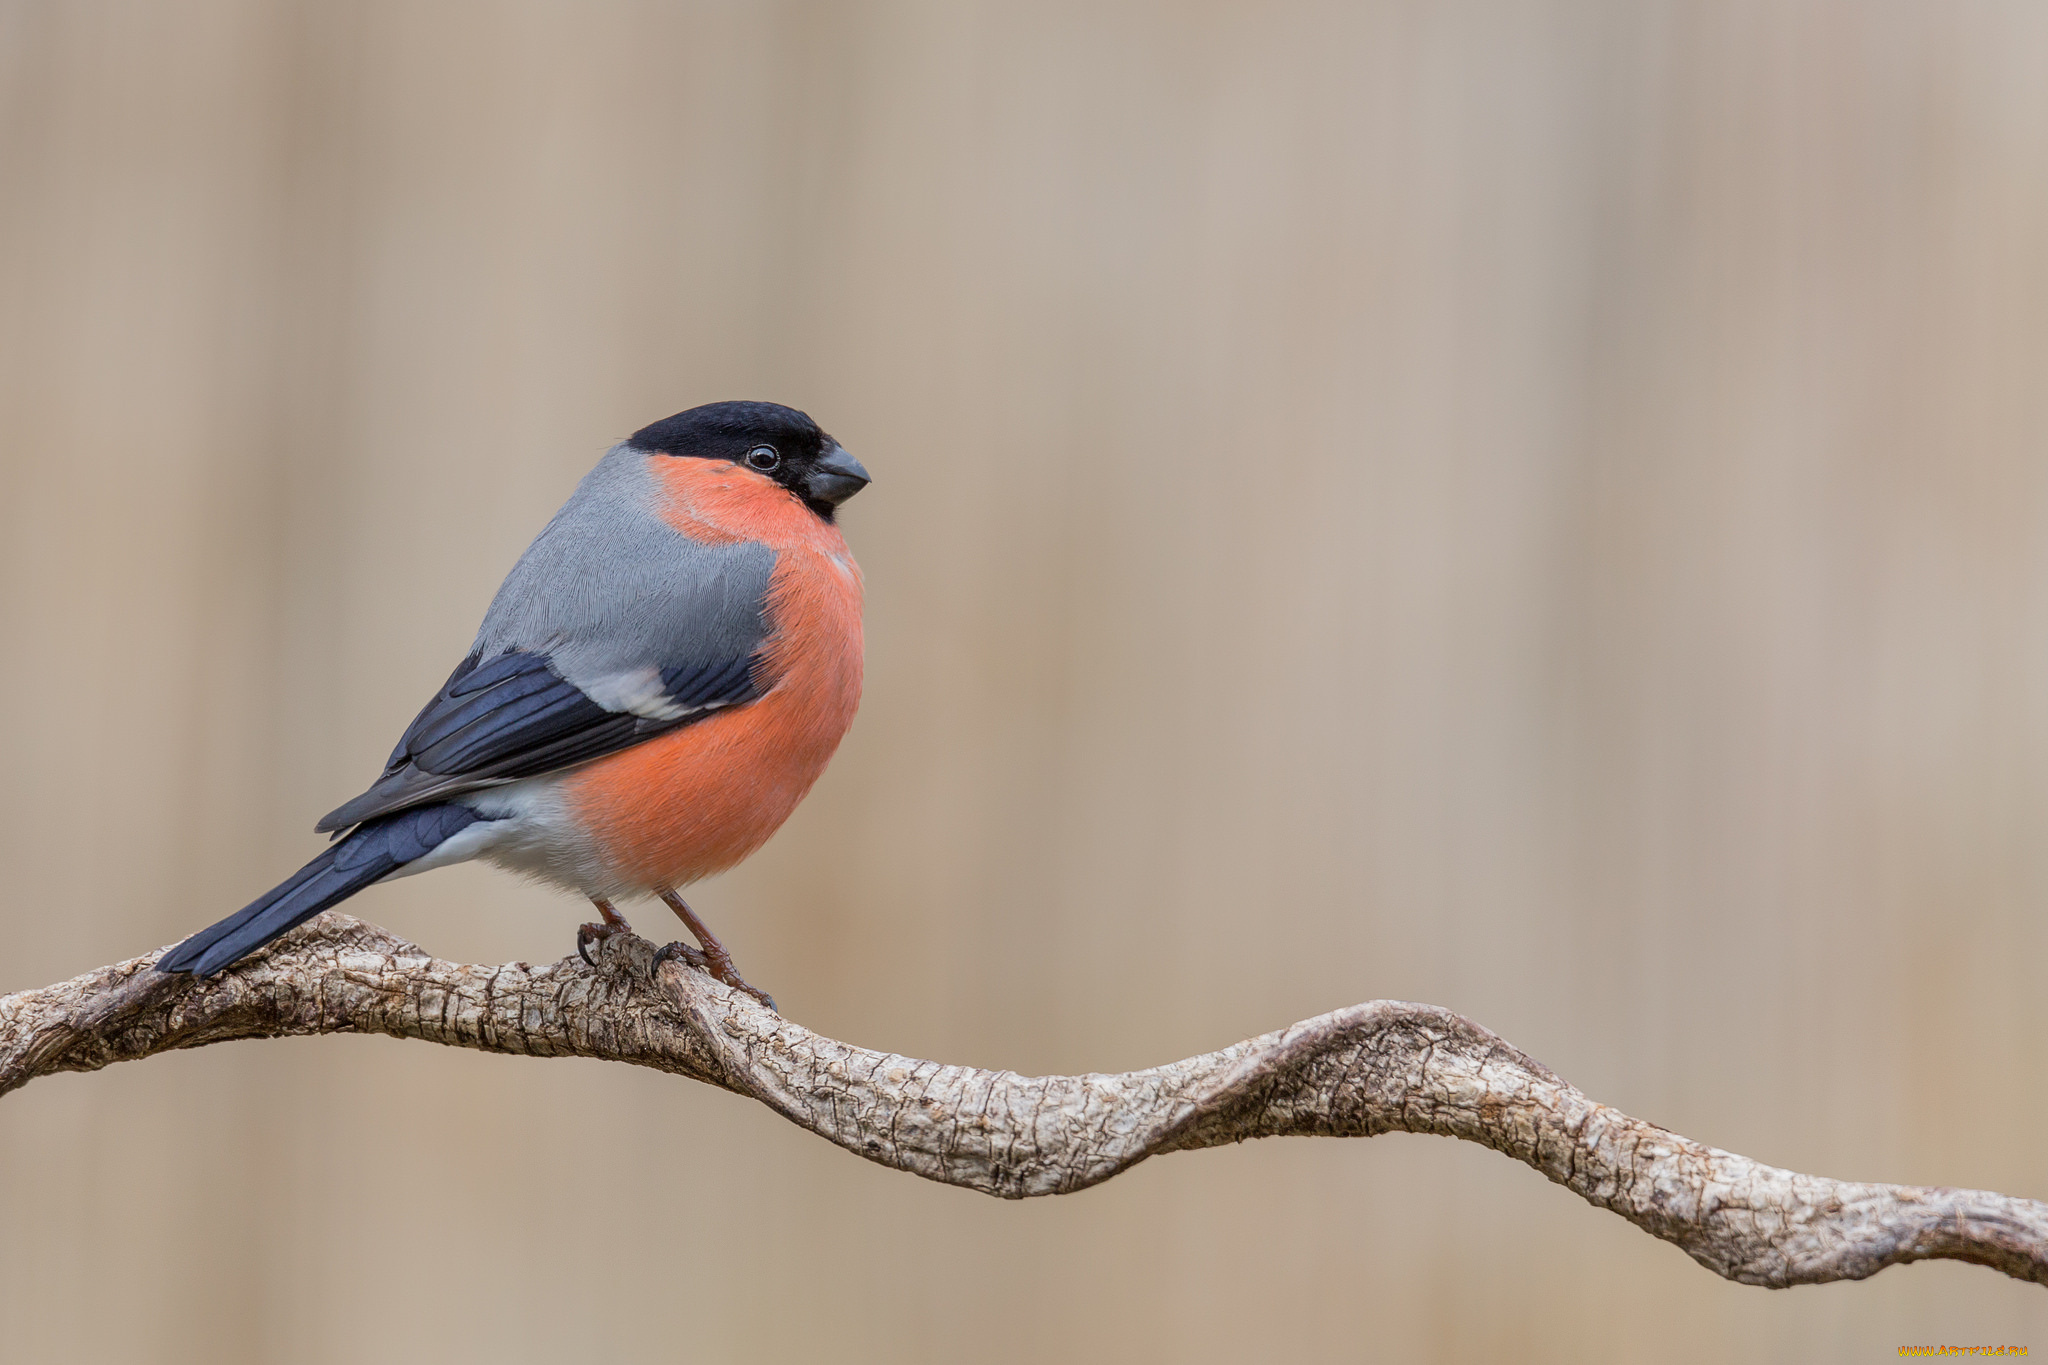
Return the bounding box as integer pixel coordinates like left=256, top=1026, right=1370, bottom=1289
left=3, top=1, right=2046, bottom=1360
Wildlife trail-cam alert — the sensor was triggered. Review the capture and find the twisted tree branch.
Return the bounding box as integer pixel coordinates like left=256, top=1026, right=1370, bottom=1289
left=3, top=912, right=2042, bottom=1289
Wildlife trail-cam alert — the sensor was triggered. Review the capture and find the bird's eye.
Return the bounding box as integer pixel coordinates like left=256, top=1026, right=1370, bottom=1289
left=745, top=445, right=781, bottom=472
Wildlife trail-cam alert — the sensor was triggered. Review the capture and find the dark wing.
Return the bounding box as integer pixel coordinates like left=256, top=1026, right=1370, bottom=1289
left=314, top=647, right=764, bottom=833
left=317, top=449, right=780, bottom=834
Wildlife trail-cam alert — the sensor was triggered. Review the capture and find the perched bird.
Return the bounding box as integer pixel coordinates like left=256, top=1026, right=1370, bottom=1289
left=157, top=401, right=870, bottom=1008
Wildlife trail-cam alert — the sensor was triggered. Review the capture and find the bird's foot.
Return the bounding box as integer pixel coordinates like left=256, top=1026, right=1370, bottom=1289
left=653, top=889, right=779, bottom=1010
left=651, top=939, right=777, bottom=1012
left=575, top=901, right=635, bottom=968
left=648, top=939, right=710, bottom=974
left=575, top=922, right=623, bottom=968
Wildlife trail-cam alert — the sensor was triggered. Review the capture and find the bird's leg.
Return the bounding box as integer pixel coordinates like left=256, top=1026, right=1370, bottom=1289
left=575, top=897, right=639, bottom=968
left=652, top=890, right=776, bottom=1011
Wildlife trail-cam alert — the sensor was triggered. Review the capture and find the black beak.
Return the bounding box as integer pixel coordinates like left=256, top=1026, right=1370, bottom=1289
left=804, top=444, right=871, bottom=507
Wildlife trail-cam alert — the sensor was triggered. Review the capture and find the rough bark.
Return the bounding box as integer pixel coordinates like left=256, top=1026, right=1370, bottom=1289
left=2, top=912, right=2042, bottom=1289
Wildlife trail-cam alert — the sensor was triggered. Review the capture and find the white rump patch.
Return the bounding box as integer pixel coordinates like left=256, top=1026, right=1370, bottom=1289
left=377, top=816, right=506, bottom=882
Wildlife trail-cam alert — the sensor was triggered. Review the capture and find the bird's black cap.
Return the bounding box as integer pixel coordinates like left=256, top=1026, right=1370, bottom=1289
left=628, top=400, right=868, bottom=521
left=629, top=401, right=826, bottom=462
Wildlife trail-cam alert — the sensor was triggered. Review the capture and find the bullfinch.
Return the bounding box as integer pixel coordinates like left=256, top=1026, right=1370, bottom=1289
left=157, top=401, right=870, bottom=1008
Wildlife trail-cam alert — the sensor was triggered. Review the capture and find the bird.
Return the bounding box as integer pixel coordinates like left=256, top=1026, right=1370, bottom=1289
left=156, top=400, right=870, bottom=1009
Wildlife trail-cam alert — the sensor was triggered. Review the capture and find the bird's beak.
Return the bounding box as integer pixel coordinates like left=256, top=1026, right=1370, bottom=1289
left=804, top=444, right=871, bottom=507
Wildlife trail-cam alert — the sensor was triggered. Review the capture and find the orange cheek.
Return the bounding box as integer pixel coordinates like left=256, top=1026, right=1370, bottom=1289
left=647, top=455, right=816, bottom=547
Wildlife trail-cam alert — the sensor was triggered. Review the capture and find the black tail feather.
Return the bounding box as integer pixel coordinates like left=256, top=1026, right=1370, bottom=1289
left=158, top=804, right=485, bottom=977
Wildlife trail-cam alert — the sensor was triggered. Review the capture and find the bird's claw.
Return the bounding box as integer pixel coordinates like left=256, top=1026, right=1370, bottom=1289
left=576, top=920, right=628, bottom=968
left=651, top=940, right=778, bottom=1012
left=649, top=939, right=710, bottom=977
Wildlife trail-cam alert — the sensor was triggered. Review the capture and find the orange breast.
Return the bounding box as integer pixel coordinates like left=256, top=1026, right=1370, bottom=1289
left=559, top=455, right=864, bottom=890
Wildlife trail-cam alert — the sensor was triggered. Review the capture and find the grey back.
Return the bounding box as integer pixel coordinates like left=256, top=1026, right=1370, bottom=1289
left=474, top=446, right=776, bottom=710
left=313, top=446, right=779, bottom=832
